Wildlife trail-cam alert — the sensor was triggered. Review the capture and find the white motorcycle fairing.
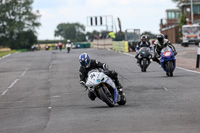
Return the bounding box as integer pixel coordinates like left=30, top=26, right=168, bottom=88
left=85, top=69, right=118, bottom=103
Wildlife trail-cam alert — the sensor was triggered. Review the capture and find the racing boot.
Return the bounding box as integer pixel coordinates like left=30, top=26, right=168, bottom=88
left=137, top=59, right=140, bottom=66
left=114, top=79, right=123, bottom=95
left=166, top=72, right=169, bottom=76
left=88, top=91, right=96, bottom=101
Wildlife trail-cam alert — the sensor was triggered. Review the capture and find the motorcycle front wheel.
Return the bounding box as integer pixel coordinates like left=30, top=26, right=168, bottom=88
left=167, top=61, right=174, bottom=77
left=141, top=59, right=147, bottom=72
left=98, top=86, right=115, bottom=107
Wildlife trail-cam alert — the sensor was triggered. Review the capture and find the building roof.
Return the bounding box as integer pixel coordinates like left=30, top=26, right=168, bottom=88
left=166, top=9, right=181, bottom=12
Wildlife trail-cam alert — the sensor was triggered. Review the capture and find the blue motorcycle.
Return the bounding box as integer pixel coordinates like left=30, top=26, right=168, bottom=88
left=160, top=47, right=176, bottom=76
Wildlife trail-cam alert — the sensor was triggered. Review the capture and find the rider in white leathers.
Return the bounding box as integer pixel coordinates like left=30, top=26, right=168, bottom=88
left=66, top=40, right=71, bottom=53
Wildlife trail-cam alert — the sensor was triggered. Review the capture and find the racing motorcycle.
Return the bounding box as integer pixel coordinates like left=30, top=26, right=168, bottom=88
left=85, top=69, right=126, bottom=107
left=160, top=47, right=176, bottom=76
left=137, top=47, right=152, bottom=72
left=59, top=45, right=62, bottom=51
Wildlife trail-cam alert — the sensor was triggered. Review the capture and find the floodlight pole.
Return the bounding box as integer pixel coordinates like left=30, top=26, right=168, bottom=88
left=191, top=0, right=193, bottom=23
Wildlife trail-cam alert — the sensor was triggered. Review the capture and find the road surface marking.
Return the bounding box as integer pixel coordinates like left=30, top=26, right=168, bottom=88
left=1, top=68, right=29, bottom=96
left=1, top=89, right=9, bottom=96
left=13, top=52, right=19, bottom=55
left=0, top=52, right=20, bottom=61
left=19, top=68, right=28, bottom=78
left=107, top=48, right=112, bottom=51
left=118, top=50, right=200, bottom=75
left=123, top=53, right=135, bottom=57
left=2, top=54, right=11, bottom=59
left=0, top=54, right=11, bottom=60
left=52, top=95, right=61, bottom=98
left=177, top=67, right=200, bottom=75
left=49, top=64, right=53, bottom=69
left=8, top=79, right=19, bottom=89
left=163, top=87, right=169, bottom=92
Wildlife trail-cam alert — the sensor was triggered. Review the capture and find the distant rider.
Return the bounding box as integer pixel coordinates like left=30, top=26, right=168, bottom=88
left=135, top=35, right=152, bottom=64
left=66, top=40, right=71, bottom=53
left=58, top=42, right=63, bottom=51
left=152, top=34, right=177, bottom=65
left=79, top=53, right=123, bottom=103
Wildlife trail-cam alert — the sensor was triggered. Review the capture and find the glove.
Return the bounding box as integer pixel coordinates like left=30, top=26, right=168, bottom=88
left=174, top=52, right=177, bottom=56
left=80, top=81, right=87, bottom=89
left=104, top=69, right=109, bottom=75
left=150, top=48, right=153, bottom=53
left=156, top=54, right=161, bottom=58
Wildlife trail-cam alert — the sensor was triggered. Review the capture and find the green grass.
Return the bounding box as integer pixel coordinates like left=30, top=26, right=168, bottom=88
left=0, top=50, right=16, bottom=58
left=16, top=49, right=27, bottom=52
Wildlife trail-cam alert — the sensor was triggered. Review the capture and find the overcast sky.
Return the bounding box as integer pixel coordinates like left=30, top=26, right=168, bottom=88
left=32, top=0, right=177, bottom=40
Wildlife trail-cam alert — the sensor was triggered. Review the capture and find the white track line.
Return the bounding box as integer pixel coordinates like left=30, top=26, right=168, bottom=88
left=1, top=89, right=9, bottom=96
left=2, top=54, right=11, bottom=59
left=176, top=67, right=200, bottom=75
left=7, top=79, right=19, bottom=89
left=19, top=68, right=28, bottom=78
left=0, top=54, right=11, bottom=60
left=0, top=52, right=20, bottom=61
left=13, top=52, right=19, bottom=55
left=49, top=64, right=53, bottom=69
left=123, top=52, right=135, bottom=57
left=1, top=68, right=29, bottom=96
left=163, top=87, right=169, bottom=92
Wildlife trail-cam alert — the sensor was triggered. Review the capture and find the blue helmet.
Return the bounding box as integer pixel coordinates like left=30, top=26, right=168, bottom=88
left=79, top=53, right=91, bottom=68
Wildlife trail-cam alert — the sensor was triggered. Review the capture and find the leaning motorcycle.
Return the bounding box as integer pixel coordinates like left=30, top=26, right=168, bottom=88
left=137, top=47, right=152, bottom=72
left=160, top=47, right=176, bottom=76
left=85, top=69, right=126, bottom=107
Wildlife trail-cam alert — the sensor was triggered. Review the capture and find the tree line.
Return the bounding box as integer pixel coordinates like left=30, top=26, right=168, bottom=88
left=54, top=23, right=157, bottom=42
left=54, top=22, right=125, bottom=42
left=0, top=0, right=40, bottom=49
left=0, top=0, right=158, bottom=49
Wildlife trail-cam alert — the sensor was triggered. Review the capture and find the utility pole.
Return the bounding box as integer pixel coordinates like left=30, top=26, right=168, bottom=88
left=191, top=0, right=193, bottom=23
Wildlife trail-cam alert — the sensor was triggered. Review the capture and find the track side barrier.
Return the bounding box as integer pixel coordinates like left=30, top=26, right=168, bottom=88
left=93, top=39, right=112, bottom=49
left=112, top=41, right=129, bottom=53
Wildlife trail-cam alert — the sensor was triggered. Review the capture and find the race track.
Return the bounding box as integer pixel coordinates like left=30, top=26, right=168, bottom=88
left=0, top=49, right=200, bottom=133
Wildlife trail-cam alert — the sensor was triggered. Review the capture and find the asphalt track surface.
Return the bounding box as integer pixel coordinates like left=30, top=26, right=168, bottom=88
left=0, top=49, right=200, bottom=133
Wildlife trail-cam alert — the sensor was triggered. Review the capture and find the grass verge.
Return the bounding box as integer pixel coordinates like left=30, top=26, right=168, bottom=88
left=0, top=50, right=16, bottom=58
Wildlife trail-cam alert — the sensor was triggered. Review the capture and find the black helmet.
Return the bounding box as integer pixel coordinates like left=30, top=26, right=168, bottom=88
left=157, top=34, right=165, bottom=45
left=141, top=35, right=147, bottom=43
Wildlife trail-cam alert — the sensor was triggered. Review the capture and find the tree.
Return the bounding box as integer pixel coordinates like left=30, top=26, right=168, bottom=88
left=0, top=0, right=41, bottom=49
left=54, top=23, right=86, bottom=41
left=179, top=14, right=187, bottom=38
left=14, top=30, right=37, bottom=49
left=172, top=0, right=181, bottom=2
